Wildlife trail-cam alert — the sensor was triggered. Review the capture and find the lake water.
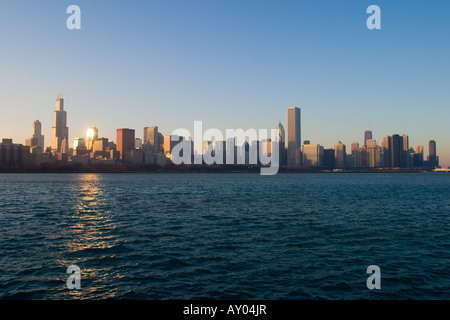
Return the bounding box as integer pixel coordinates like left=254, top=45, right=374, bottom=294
left=0, top=172, right=449, bottom=300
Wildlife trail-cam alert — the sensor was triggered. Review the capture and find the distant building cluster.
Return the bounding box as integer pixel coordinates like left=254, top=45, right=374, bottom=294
left=295, top=132, right=439, bottom=170
left=0, top=96, right=442, bottom=171
left=278, top=107, right=440, bottom=170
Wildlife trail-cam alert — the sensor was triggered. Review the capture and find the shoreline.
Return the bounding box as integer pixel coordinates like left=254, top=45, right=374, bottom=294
left=0, top=165, right=440, bottom=174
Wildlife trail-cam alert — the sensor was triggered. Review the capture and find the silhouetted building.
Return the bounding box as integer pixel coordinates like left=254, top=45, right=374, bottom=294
left=427, top=140, right=439, bottom=168
left=345, top=154, right=354, bottom=169
left=322, top=149, right=335, bottom=169
left=429, top=140, right=436, bottom=157
left=364, top=130, right=372, bottom=147
left=413, top=145, right=424, bottom=167
left=390, top=134, right=402, bottom=167
left=0, top=139, right=31, bottom=168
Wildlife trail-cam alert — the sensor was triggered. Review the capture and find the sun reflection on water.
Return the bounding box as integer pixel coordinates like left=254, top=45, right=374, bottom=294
left=59, top=174, right=122, bottom=299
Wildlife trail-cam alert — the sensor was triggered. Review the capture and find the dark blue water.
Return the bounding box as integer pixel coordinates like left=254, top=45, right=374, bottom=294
left=0, top=173, right=449, bottom=300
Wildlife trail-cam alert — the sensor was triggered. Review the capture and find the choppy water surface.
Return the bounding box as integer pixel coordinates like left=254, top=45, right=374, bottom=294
left=0, top=173, right=449, bottom=299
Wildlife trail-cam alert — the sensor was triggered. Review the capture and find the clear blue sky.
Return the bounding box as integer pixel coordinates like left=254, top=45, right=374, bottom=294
left=0, top=0, right=449, bottom=166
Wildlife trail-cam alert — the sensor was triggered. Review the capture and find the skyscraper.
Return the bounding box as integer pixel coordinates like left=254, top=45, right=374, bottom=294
left=302, top=144, right=323, bottom=167
left=364, top=130, right=373, bottom=147
left=381, top=135, right=391, bottom=167
left=117, top=128, right=135, bottom=160
left=135, top=138, right=142, bottom=149
left=334, top=141, right=346, bottom=169
left=428, top=140, right=438, bottom=168
left=322, top=149, right=335, bottom=169
left=429, top=140, right=436, bottom=157
left=143, top=126, right=159, bottom=153
left=87, top=127, right=98, bottom=151
left=276, top=122, right=285, bottom=146
left=287, top=106, right=301, bottom=167
left=276, top=122, right=287, bottom=166
left=351, top=143, right=368, bottom=168
left=390, top=134, right=402, bottom=167
left=400, top=134, right=409, bottom=168
left=164, top=135, right=182, bottom=156
left=51, top=96, right=69, bottom=154
left=413, top=145, right=424, bottom=167
left=73, top=138, right=85, bottom=150
left=25, top=120, right=45, bottom=151
left=368, top=146, right=382, bottom=168
left=366, top=139, right=377, bottom=148
left=33, top=120, right=44, bottom=150
left=416, top=145, right=424, bottom=156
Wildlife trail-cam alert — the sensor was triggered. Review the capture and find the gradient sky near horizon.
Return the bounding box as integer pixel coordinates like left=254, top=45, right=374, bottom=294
left=0, top=0, right=449, bottom=166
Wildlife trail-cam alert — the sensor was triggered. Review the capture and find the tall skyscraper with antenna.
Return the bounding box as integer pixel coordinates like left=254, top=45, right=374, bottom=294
left=364, top=129, right=373, bottom=147
left=51, top=96, right=69, bottom=154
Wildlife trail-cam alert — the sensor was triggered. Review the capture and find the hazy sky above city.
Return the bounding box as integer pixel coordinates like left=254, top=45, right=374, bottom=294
left=0, top=0, right=449, bottom=166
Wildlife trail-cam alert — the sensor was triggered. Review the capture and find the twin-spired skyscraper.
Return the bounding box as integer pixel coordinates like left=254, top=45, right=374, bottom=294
left=287, top=106, right=301, bottom=167
left=51, top=96, right=69, bottom=154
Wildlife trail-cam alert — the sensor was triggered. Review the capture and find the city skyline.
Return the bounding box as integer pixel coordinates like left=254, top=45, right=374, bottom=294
left=7, top=97, right=447, bottom=166
left=1, top=1, right=449, bottom=166
left=0, top=95, right=443, bottom=173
